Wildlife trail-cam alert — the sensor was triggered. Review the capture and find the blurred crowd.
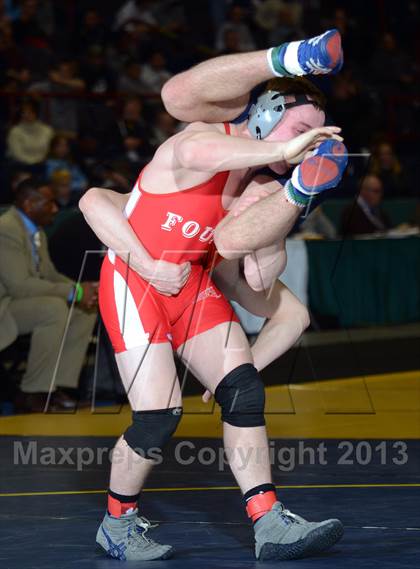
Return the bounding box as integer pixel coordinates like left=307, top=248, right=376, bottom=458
left=0, top=0, right=419, bottom=208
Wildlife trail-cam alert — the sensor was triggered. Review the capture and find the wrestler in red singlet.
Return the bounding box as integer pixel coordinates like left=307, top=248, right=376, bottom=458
left=99, top=124, right=239, bottom=353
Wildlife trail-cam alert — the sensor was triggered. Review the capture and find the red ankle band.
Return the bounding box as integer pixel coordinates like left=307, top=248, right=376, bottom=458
left=246, top=490, right=277, bottom=522
left=107, top=494, right=137, bottom=517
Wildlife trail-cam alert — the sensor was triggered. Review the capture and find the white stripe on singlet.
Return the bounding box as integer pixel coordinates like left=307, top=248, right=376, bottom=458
left=124, top=184, right=142, bottom=218
left=113, top=270, right=150, bottom=349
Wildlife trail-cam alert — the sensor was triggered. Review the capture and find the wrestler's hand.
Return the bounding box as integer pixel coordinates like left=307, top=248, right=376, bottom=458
left=140, top=259, right=191, bottom=296
left=282, top=126, right=343, bottom=165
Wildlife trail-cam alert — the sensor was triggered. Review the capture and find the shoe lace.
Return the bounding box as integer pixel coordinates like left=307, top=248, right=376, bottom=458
left=276, top=505, right=302, bottom=526
left=129, top=516, right=159, bottom=545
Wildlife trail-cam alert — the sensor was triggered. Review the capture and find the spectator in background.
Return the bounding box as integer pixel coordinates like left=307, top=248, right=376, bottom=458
left=0, top=169, right=32, bottom=203
left=12, top=0, right=48, bottom=46
left=208, top=0, right=230, bottom=33
left=76, top=130, right=134, bottom=192
left=218, top=28, right=242, bottom=55
left=49, top=169, right=72, bottom=208
left=98, top=165, right=131, bottom=192
left=0, top=17, right=22, bottom=90
left=11, top=0, right=52, bottom=76
left=7, top=99, right=54, bottom=170
left=341, top=175, right=392, bottom=236
left=329, top=7, right=362, bottom=64
left=106, top=21, right=154, bottom=75
left=76, top=134, right=103, bottom=185
left=0, top=21, right=24, bottom=148
left=81, top=45, right=116, bottom=94
left=30, top=59, right=85, bottom=136
left=369, top=141, right=409, bottom=198
left=216, top=4, right=256, bottom=52
left=269, top=4, right=304, bottom=45
left=3, top=65, right=32, bottom=92
left=110, top=135, right=147, bottom=187
left=328, top=73, right=375, bottom=152
left=115, top=96, right=152, bottom=156
left=36, top=0, right=55, bottom=36
left=255, top=1, right=304, bottom=45
left=10, top=0, right=54, bottom=34
left=114, top=0, right=158, bottom=30
left=118, top=59, right=148, bottom=94
left=110, top=97, right=155, bottom=184
left=119, top=95, right=147, bottom=129
left=10, top=169, right=32, bottom=192
left=370, top=32, right=415, bottom=94
left=140, top=51, right=172, bottom=94
left=150, top=108, right=179, bottom=149
left=1, top=0, right=18, bottom=21
left=0, top=178, right=97, bottom=413
left=114, top=0, right=186, bottom=36
left=45, top=135, right=88, bottom=194
left=75, top=8, right=108, bottom=53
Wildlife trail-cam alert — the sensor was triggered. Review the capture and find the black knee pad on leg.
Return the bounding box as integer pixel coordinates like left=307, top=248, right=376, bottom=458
left=124, top=407, right=182, bottom=458
left=214, top=363, right=265, bottom=427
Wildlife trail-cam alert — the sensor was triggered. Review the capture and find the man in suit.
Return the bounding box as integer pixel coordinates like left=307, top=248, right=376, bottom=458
left=0, top=281, right=18, bottom=352
left=0, top=178, right=98, bottom=412
left=341, top=174, right=392, bottom=236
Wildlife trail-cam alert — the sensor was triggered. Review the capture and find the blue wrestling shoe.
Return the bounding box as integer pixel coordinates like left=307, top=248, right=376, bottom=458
left=285, top=139, right=348, bottom=208
left=271, top=29, right=343, bottom=77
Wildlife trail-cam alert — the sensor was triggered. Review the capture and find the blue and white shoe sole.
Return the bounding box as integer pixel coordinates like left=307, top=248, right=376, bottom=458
left=293, top=140, right=348, bottom=195
left=298, top=29, right=343, bottom=75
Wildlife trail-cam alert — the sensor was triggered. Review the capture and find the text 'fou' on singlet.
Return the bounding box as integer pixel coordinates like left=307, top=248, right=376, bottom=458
left=124, top=123, right=231, bottom=265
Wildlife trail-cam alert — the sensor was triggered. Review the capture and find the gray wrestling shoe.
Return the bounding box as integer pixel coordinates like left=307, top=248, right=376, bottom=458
left=254, top=502, right=343, bottom=561
left=96, top=509, right=174, bottom=561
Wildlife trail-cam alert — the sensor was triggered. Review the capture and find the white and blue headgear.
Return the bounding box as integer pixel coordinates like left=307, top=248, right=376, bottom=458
left=247, top=90, right=315, bottom=139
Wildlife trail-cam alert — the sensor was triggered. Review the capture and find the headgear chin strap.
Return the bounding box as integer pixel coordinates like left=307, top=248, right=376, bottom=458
left=247, top=90, right=316, bottom=139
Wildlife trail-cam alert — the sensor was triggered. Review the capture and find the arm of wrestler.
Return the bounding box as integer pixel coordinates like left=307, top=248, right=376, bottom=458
left=233, top=276, right=310, bottom=369
left=172, top=121, right=341, bottom=173
left=78, top=188, right=191, bottom=296
left=161, top=51, right=271, bottom=123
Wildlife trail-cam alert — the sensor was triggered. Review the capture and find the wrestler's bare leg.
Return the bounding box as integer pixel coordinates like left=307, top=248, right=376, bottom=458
left=213, top=257, right=309, bottom=372
left=109, top=343, right=182, bottom=496
left=178, top=320, right=344, bottom=561
left=235, top=276, right=309, bottom=371
left=162, top=51, right=273, bottom=123
left=162, top=30, right=343, bottom=123
left=177, top=323, right=272, bottom=493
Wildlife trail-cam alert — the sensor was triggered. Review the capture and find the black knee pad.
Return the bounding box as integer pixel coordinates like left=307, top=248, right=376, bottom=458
left=214, top=363, right=265, bottom=427
left=124, top=407, right=182, bottom=458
